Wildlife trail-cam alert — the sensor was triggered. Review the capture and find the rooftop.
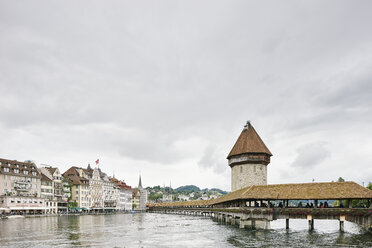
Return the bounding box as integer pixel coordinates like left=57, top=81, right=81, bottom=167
left=227, top=121, right=272, bottom=159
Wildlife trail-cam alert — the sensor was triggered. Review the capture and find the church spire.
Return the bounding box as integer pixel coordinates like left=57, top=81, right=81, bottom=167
left=138, top=175, right=143, bottom=189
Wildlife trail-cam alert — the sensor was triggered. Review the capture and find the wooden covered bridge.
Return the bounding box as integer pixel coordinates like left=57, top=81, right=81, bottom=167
left=148, top=181, right=372, bottom=232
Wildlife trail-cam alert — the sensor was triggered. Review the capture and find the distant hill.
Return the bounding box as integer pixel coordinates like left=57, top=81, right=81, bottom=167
left=174, top=185, right=228, bottom=195
left=209, top=188, right=228, bottom=195
left=147, top=184, right=228, bottom=196
left=175, top=185, right=200, bottom=192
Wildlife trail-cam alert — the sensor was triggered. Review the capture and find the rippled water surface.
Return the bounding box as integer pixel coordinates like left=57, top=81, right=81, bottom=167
left=0, top=213, right=371, bottom=247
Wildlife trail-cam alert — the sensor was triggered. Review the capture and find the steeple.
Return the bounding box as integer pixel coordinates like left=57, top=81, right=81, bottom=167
left=138, top=175, right=143, bottom=189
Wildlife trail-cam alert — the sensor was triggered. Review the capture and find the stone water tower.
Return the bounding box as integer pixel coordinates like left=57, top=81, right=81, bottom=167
left=227, top=121, right=272, bottom=192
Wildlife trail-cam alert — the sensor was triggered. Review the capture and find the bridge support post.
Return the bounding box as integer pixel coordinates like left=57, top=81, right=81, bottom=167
left=226, top=216, right=231, bottom=224
left=339, top=220, right=344, bottom=232
left=255, top=220, right=270, bottom=229
left=239, top=220, right=251, bottom=229
left=231, top=217, right=235, bottom=225
left=286, top=218, right=289, bottom=229
left=308, top=219, right=314, bottom=231
left=307, top=215, right=314, bottom=231
left=251, top=220, right=256, bottom=230
left=340, top=215, right=345, bottom=232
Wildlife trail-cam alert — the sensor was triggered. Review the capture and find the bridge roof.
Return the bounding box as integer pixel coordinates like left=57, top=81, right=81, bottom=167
left=227, top=122, right=272, bottom=159
left=212, top=181, right=372, bottom=204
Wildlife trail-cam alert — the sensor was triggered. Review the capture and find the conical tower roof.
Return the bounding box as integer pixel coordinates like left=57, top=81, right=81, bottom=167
left=227, top=121, right=272, bottom=159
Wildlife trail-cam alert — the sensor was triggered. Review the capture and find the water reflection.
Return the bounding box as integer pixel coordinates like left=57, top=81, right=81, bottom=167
left=0, top=213, right=371, bottom=248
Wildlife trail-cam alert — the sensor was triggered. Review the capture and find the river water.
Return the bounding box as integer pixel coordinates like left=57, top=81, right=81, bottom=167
left=0, top=213, right=371, bottom=248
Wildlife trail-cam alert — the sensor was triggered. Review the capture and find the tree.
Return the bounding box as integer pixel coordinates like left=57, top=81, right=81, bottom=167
left=367, top=182, right=372, bottom=190
left=148, top=192, right=163, bottom=202
left=338, top=177, right=345, bottom=182
left=352, top=182, right=372, bottom=208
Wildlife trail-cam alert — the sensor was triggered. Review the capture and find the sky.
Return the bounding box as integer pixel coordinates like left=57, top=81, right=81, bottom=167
left=1, top=1, right=372, bottom=191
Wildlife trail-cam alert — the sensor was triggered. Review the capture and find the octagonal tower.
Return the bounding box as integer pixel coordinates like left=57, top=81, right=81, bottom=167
left=227, top=121, right=272, bottom=192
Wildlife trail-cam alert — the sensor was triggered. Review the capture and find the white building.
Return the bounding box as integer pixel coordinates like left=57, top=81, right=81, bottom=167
left=90, top=168, right=104, bottom=210
left=0, top=196, right=46, bottom=214
left=178, top=194, right=190, bottom=201
left=111, top=178, right=133, bottom=211
left=39, top=166, right=65, bottom=212
left=100, top=171, right=116, bottom=210
left=162, top=194, right=173, bottom=202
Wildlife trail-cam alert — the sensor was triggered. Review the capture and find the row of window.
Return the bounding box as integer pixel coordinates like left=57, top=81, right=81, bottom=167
left=76, top=185, right=89, bottom=190
left=6, top=175, right=38, bottom=182
left=10, top=199, right=43, bottom=204
left=76, top=197, right=89, bottom=202
left=0, top=162, right=35, bottom=170
left=41, top=189, right=53, bottom=193
left=2, top=167, right=38, bottom=176
left=46, top=202, right=57, bottom=207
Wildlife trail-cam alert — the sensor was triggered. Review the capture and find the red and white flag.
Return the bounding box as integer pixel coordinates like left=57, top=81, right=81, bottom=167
left=95, top=159, right=99, bottom=165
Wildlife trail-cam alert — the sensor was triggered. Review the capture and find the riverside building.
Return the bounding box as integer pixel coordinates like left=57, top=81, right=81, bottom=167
left=39, top=166, right=67, bottom=213
left=89, top=167, right=104, bottom=210
left=0, top=158, right=45, bottom=214
left=39, top=171, right=57, bottom=214
left=101, top=171, right=116, bottom=210
left=111, top=178, right=132, bottom=211
left=63, top=166, right=91, bottom=210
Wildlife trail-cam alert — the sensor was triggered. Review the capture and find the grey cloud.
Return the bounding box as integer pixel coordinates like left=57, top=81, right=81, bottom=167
left=316, top=72, right=372, bottom=110
left=198, top=145, right=228, bottom=174
left=1, top=1, right=372, bottom=189
left=291, top=142, right=331, bottom=169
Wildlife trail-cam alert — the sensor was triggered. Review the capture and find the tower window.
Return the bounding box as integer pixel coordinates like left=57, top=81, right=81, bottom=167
left=240, top=166, right=243, bottom=173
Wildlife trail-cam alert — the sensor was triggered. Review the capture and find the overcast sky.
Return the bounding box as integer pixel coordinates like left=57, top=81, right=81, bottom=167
left=1, top=1, right=371, bottom=191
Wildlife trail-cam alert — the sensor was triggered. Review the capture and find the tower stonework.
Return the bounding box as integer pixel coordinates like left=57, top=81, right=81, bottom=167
left=227, top=121, right=272, bottom=192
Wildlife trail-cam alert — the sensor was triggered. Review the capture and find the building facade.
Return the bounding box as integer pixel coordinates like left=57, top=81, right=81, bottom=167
left=227, top=121, right=272, bottom=192
left=63, top=167, right=91, bottom=210
left=39, top=172, right=57, bottom=214
left=101, top=172, right=116, bottom=209
left=0, top=196, right=46, bottom=214
left=0, top=158, right=44, bottom=214
left=89, top=168, right=104, bottom=210
left=39, top=166, right=67, bottom=213
left=111, top=178, right=132, bottom=211
left=0, top=158, right=41, bottom=197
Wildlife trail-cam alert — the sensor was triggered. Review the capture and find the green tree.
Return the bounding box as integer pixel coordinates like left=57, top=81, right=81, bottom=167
left=367, top=182, right=372, bottom=190
left=148, top=192, right=163, bottom=202
left=338, top=177, right=345, bottom=182
left=352, top=182, right=372, bottom=208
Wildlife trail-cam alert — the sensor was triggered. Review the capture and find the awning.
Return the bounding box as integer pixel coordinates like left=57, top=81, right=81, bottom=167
left=9, top=207, right=47, bottom=210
